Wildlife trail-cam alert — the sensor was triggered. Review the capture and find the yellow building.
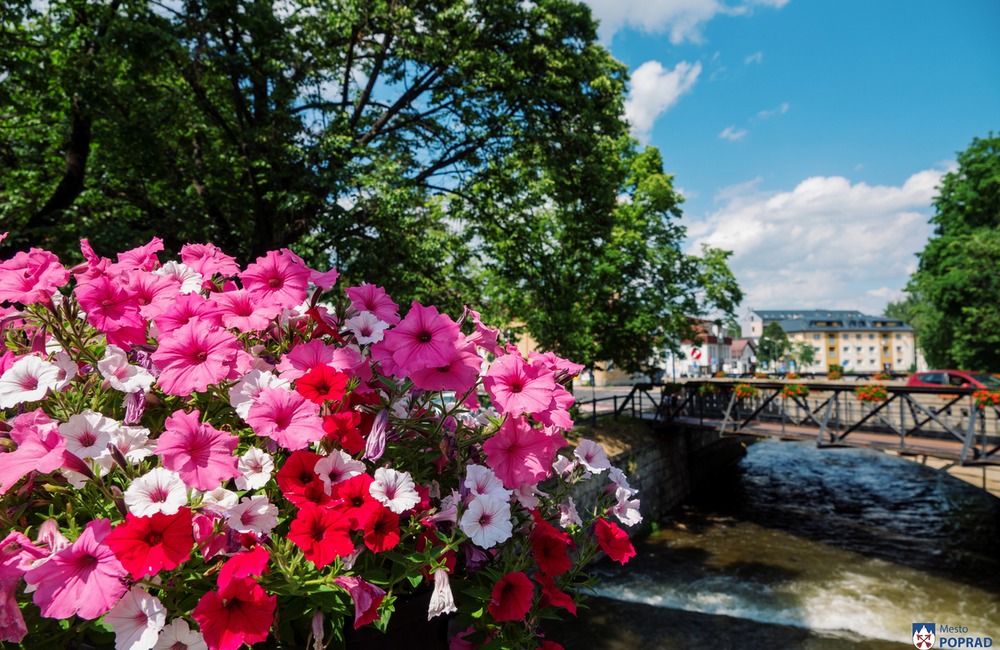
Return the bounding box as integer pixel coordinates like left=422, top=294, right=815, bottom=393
left=741, top=309, right=917, bottom=373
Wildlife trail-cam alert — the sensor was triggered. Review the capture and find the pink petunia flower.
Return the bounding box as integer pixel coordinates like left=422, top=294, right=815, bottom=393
left=23, top=519, right=129, bottom=620
left=181, top=242, right=241, bottom=279
left=157, top=409, right=240, bottom=491
left=240, top=249, right=311, bottom=311
left=332, top=576, right=386, bottom=629
left=111, top=237, right=164, bottom=272
left=481, top=416, right=567, bottom=489
left=377, top=302, right=463, bottom=374
left=228, top=369, right=290, bottom=420
left=0, top=356, right=61, bottom=409
left=191, top=576, right=276, bottom=650
left=315, top=450, right=365, bottom=494
left=464, top=465, right=512, bottom=502
left=212, top=288, right=281, bottom=332
left=274, top=339, right=336, bottom=381
left=152, top=320, right=245, bottom=395
left=153, top=293, right=224, bottom=336
left=344, top=283, right=400, bottom=325
left=104, top=586, right=167, bottom=650
left=0, top=410, right=67, bottom=495
left=573, top=439, right=611, bottom=474
left=74, top=273, right=144, bottom=334
left=125, top=269, right=180, bottom=320
left=482, top=353, right=557, bottom=417
left=409, top=342, right=482, bottom=394
left=310, top=267, right=340, bottom=290
left=0, top=248, right=69, bottom=306
left=246, top=387, right=326, bottom=451
left=1, top=531, right=47, bottom=642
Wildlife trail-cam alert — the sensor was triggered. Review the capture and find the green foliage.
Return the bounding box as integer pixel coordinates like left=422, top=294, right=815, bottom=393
left=757, top=321, right=791, bottom=367
left=794, top=341, right=817, bottom=368
left=906, top=134, right=1000, bottom=371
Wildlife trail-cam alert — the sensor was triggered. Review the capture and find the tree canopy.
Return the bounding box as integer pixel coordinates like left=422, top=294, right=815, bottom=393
left=904, top=134, right=1000, bottom=371
left=1, top=0, right=742, bottom=372
left=757, top=321, right=791, bottom=369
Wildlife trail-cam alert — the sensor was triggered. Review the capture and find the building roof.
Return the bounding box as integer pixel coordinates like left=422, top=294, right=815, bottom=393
left=747, top=309, right=913, bottom=333
left=731, top=338, right=756, bottom=356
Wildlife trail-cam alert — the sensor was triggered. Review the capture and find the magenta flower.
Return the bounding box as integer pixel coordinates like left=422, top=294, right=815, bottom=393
left=181, top=242, right=241, bottom=278
left=152, top=319, right=245, bottom=395
left=410, top=343, right=482, bottom=394
left=1, top=531, right=47, bottom=643
left=246, top=387, right=326, bottom=451
left=23, top=519, right=129, bottom=620
left=240, top=249, right=311, bottom=311
left=482, top=416, right=567, bottom=489
left=111, top=236, right=164, bottom=272
left=153, top=293, right=224, bottom=335
left=213, top=288, right=281, bottom=332
left=0, top=410, right=68, bottom=495
left=377, top=302, right=462, bottom=374
left=74, top=273, right=143, bottom=333
left=157, top=409, right=240, bottom=491
left=0, top=248, right=69, bottom=306
left=275, top=339, right=336, bottom=381
left=192, top=576, right=276, bottom=650
left=483, top=354, right=557, bottom=416
left=124, top=269, right=179, bottom=320
left=332, top=576, right=386, bottom=629
left=344, top=283, right=400, bottom=324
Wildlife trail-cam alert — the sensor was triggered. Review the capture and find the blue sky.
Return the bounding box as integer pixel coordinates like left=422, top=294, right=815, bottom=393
left=581, top=0, right=1000, bottom=317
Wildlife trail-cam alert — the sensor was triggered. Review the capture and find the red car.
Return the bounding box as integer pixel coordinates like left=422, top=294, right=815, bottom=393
left=906, top=370, right=1000, bottom=390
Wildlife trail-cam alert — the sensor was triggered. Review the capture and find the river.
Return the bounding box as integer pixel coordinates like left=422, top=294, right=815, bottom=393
left=549, top=439, right=1000, bottom=649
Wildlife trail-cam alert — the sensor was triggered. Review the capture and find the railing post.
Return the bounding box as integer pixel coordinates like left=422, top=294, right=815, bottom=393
left=613, top=396, right=618, bottom=420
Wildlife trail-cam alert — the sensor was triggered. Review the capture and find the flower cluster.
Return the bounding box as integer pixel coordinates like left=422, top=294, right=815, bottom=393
left=697, top=383, right=719, bottom=397
left=972, top=389, right=1000, bottom=410
left=855, top=384, right=888, bottom=403
left=872, top=371, right=893, bottom=381
left=827, top=366, right=843, bottom=380
left=0, top=239, right=639, bottom=649
left=781, top=384, right=809, bottom=399
left=733, top=383, right=759, bottom=399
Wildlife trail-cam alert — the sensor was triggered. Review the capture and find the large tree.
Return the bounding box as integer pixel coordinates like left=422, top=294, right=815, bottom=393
left=757, top=321, right=791, bottom=370
left=905, top=134, right=1000, bottom=371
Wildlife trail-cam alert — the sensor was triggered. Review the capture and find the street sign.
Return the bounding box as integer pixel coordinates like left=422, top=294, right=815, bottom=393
left=690, top=349, right=702, bottom=360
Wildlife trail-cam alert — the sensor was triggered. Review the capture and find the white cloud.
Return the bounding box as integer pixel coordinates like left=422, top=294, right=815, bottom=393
left=625, top=60, right=701, bottom=142
left=686, top=167, right=950, bottom=315
left=583, top=0, right=791, bottom=44
left=719, top=125, right=748, bottom=141
left=744, top=51, right=763, bottom=65
left=755, top=102, right=789, bottom=119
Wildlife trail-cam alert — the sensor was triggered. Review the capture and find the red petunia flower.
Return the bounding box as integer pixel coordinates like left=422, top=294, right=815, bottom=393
left=487, top=571, right=534, bottom=623
left=275, top=450, right=330, bottom=507
left=534, top=572, right=577, bottom=615
left=218, top=546, right=270, bottom=592
left=192, top=576, right=276, bottom=650
left=362, top=505, right=400, bottom=553
left=104, top=508, right=194, bottom=580
left=295, top=364, right=349, bottom=404
left=594, top=518, right=636, bottom=565
left=531, top=532, right=572, bottom=577
left=288, top=503, right=354, bottom=569
left=332, top=473, right=379, bottom=529
left=322, top=412, right=366, bottom=455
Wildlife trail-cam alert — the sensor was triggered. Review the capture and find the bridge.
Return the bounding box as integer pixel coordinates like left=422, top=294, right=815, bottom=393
left=578, top=380, right=1000, bottom=495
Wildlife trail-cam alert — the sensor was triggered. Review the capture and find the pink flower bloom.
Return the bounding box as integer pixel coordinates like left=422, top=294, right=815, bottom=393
left=573, top=439, right=611, bottom=474
left=152, top=320, right=244, bottom=395
left=0, top=410, right=68, bottom=494
left=213, top=288, right=281, bottom=332
left=0, top=356, right=60, bottom=409
left=125, top=269, right=179, bottom=320
left=369, top=468, right=420, bottom=514
left=332, top=576, right=385, bottom=629
left=483, top=354, right=557, bottom=416
left=275, top=339, right=336, bottom=381
left=228, top=369, right=290, bottom=419
left=310, top=267, right=340, bottom=290
left=153, top=293, right=224, bottom=335
left=192, top=576, right=276, bottom=650
left=0, top=248, right=68, bottom=306
left=458, top=495, right=513, bottom=548
left=344, top=283, right=400, bottom=325
left=75, top=273, right=144, bottom=333
left=482, top=417, right=567, bottom=489
left=157, top=409, right=240, bottom=491
left=1, top=531, right=47, bottom=643
left=410, top=342, right=482, bottom=394
left=610, top=486, right=642, bottom=527
left=246, top=387, right=326, bottom=451
left=464, top=307, right=503, bottom=356
left=377, top=302, right=462, bottom=374
left=23, top=519, right=129, bottom=620
left=181, top=242, right=241, bottom=279
left=111, top=237, right=164, bottom=272
left=428, top=567, right=457, bottom=620
left=240, top=249, right=311, bottom=310
left=104, top=586, right=167, bottom=650
left=464, top=465, right=511, bottom=502
left=315, top=450, right=365, bottom=493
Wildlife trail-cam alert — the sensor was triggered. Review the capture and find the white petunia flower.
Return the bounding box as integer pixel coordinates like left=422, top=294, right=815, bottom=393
left=315, top=450, right=365, bottom=494
left=104, top=587, right=166, bottom=650
left=427, top=568, right=457, bottom=621
left=229, top=369, right=291, bottom=419
left=153, top=618, right=208, bottom=650
left=98, top=344, right=155, bottom=393
left=552, top=455, right=577, bottom=478
left=96, top=425, right=155, bottom=474
left=124, top=468, right=188, bottom=517
left=59, top=410, right=119, bottom=461
left=51, top=350, right=78, bottom=390
left=152, top=260, right=204, bottom=294
left=0, top=356, right=61, bottom=408
left=464, top=465, right=511, bottom=502
left=458, top=495, right=512, bottom=549
left=224, top=495, right=279, bottom=536
left=234, top=447, right=275, bottom=491
left=369, top=467, right=420, bottom=514
left=608, top=466, right=635, bottom=496
left=573, top=439, right=611, bottom=474
left=610, top=486, right=643, bottom=527
left=197, top=487, right=239, bottom=512
left=558, top=497, right=582, bottom=529
left=344, top=311, right=390, bottom=345
left=512, top=483, right=547, bottom=510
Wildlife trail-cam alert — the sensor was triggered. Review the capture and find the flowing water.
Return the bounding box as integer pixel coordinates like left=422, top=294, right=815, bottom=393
left=569, top=439, right=1000, bottom=648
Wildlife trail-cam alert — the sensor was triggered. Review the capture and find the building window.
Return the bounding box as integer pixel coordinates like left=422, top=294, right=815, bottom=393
left=882, top=346, right=889, bottom=354
left=843, top=346, right=850, bottom=352
left=828, top=334, right=835, bottom=340
left=896, top=345, right=902, bottom=351
left=869, top=334, right=875, bottom=339
left=829, top=347, right=836, bottom=354
left=813, top=334, right=820, bottom=340
left=856, top=346, right=862, bottom=353
left=869, top=346, right=875, bottom=352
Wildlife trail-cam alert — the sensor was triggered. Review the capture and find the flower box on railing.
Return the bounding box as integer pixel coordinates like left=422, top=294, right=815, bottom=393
left=733, top=383, right=759, bottom=399
left=972, top=389, right=1000, bottom=410
left=855, top=384, right=888, bottom=402
left=781, top=384, right=810, bottom=399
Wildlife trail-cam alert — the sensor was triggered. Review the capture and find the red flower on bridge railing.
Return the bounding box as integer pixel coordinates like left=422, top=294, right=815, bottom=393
left=855, top=384, right=888, bottom=403
left=972, top=389, right=1000, bottom=410
left=734, top=383, right=759, bottom=399
left=781, top=384, right=810, bottom=399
